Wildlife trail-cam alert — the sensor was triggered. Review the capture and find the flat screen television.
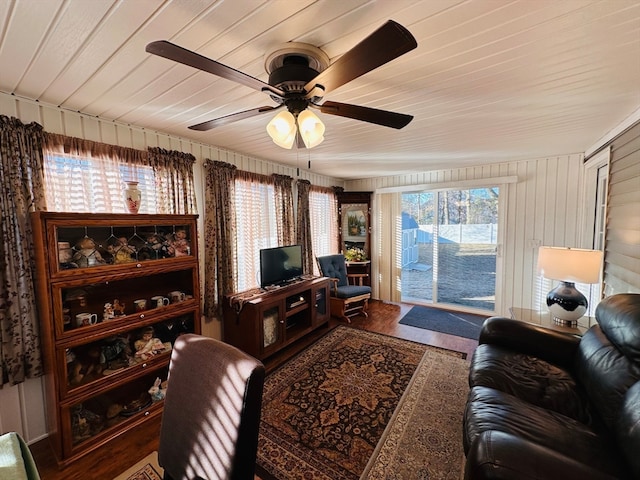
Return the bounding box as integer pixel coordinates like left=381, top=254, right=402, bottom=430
left=259, top=244, right=303, bottom=288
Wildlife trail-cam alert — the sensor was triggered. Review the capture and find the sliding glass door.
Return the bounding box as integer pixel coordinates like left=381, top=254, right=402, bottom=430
left=401, top=188, right=499, bottom=311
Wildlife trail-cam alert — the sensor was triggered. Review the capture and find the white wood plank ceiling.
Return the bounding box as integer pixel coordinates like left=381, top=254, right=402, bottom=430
left=1, top=0, right=639, bottom=179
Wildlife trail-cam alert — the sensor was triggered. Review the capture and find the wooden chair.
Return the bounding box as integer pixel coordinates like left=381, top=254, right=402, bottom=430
left=316, top=254, right=371, bottom=323
left=158, top=334, right=265, bottom=480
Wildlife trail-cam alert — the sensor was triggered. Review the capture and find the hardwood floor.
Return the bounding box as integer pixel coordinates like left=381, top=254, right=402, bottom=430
left=30, top=299, right=480, bottom=480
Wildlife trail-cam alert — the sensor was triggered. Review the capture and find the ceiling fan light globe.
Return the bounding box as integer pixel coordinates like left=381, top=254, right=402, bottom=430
left=298, top=110, right=325, bottom=148
left=267, top=111, right=296, bottom=148
left=303, top=134, right=324, bottom=149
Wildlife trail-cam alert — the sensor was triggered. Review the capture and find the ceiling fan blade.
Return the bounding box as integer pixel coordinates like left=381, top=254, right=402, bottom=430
left=318, top=101, right=413, bottom=129
left=146, top=40, right=285, bottom=98
left=304, top=20, right=417, bottom=97
left=189, top=105, right=282, bottom=131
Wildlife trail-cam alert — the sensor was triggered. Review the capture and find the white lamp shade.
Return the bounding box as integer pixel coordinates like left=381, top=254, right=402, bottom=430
left=537, top=246, right=603, bottom=284
left=297, top=109, right=325, bottom=148
left=266, top=111, right=296, bottom=149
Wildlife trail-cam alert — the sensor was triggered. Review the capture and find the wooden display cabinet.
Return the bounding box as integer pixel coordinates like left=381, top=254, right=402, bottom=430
left=30, top=212, right=200, bottom=465
left=337, top=191, right=372, bottom=286
left=222, top=277, right=330, bottom=360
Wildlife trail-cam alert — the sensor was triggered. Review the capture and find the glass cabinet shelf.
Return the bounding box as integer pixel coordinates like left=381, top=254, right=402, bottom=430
left=50, top=220, right=194, bottom=277
left=64, top=366, right=169, bottom=452
left=54, top=268, right=196, bottom=337
left=61, top=313, right=194, bottom=398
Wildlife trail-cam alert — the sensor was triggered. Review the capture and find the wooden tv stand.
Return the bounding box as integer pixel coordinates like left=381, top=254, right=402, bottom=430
left=222, top=277, right=330, bottom=360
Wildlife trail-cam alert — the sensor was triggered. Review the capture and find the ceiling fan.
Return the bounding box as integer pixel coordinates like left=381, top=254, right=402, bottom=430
left=146, top=20, right=417, bottom=149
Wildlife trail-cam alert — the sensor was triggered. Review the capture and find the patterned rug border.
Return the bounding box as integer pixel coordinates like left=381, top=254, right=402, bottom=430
left=113, top=451, right=163, bottom=480
left=125, top=464, right=161, bottom=480
left=257, top=325, right=467, bottom=480
left=361, top=347, right=470, bottom=479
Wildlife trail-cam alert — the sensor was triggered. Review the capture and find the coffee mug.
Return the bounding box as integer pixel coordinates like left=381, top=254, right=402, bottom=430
left=151, top=295, right=170, bottom=308
left=75, top=312, right=98, bottom=327
left=168, top=291, right=186, bottom=303
left=134, top=299, right=147, bottom=311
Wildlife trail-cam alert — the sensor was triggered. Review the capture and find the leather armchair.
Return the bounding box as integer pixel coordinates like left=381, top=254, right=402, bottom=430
left=463, top=293, right=640, bottom=480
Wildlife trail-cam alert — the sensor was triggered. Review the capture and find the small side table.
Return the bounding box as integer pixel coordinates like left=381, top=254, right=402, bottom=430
left=509, top=307, right=593, bottom=336
left=345, top=260, right=371, bottom=286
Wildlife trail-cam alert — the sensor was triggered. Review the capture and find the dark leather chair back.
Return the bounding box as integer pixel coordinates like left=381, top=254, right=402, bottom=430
left=159, top=334, right=265, bottom=480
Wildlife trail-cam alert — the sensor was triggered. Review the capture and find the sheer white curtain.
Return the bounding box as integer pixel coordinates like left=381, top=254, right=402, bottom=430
left=309, top=188, right=339, bottom=275
left=234, top=172, right=278, bottom=291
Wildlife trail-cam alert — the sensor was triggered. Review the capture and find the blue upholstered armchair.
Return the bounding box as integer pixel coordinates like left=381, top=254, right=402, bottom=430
left=316, top=254, right=371, bottom=323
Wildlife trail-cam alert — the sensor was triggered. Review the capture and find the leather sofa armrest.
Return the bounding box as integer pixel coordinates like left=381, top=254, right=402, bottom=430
left=465, top=430, right=619, bottom=480
left=479, top=317, right=581, bottom=369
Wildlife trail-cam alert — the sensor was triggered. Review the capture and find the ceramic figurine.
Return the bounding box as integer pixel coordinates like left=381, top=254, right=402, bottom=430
left=112, top=299, right=126, bottom=316
left=139, top=232, right=171, bottom=260
left=169, top=228, right=190, bottom=257
left=103, top=302, right=115, bottom=321
left=72, top=237, right=106, bottom=268
left=148, top=377, right=166, bottom=402
left=133, top=326, right=169, bottom=362
left=108, top=236, right=136, bottom=264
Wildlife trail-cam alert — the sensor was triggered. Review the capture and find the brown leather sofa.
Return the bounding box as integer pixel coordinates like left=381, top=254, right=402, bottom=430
left=463, top=293, right=640, bottom=480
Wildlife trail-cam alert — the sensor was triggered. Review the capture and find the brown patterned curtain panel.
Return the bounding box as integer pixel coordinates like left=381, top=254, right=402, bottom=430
left=203, top=160, right=237, bottom=318
left=296, top=179, right=314, bottom=274
left=0, top=116, right=46, bottom=387
left=147, top=147, right=198, bottom=214
left=273, top=174, right=295, bottom=246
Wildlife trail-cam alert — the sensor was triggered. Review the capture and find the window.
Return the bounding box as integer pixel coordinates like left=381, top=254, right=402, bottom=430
left=44, top=152, right=157, bottom=213
left=309, top=189, right=338, bottom=275
left=231, top=180, right=336, bottom=288
left=234, top=177, right=278, bottom=291
left=401, top=187, right=499, bottom=312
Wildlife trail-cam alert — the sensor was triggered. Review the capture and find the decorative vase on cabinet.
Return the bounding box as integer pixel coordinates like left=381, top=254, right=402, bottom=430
left=124, top=181, right=141, bottom=214
left=30, top=212, right=200, bottom=466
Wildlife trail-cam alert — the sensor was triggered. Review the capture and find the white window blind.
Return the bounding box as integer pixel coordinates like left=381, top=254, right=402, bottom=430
left=44, top=153, right=157, bottom=213
left=309, top=189, right=338, bottom=275
left=234, top=177, right=278, bottom=291
left=603, top=122, right=640, bottom=295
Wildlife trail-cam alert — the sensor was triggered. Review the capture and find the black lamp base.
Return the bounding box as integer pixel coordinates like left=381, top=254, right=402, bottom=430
left=546, top=281, right=588, bottom=325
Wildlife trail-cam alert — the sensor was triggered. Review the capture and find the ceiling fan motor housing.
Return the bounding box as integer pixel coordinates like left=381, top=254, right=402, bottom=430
left=265, top=43, right=330, bottom=106
left=268, top=57, right=319, bottom=92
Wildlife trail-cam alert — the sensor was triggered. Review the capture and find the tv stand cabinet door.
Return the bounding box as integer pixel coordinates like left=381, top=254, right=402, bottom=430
left=260, top=300, right=285, bottom=358
left=313, top=281, right=330, bottom=326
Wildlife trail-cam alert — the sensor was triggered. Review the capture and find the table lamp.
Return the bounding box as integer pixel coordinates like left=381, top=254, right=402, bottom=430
left=537, top=246, right=603, bottom=325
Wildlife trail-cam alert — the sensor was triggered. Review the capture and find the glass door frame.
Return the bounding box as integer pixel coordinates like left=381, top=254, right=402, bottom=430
left=400, top=186, right=504, bottom=315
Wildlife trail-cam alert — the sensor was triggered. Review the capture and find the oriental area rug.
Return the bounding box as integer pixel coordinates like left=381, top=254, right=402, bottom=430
left=256, top=326, right=469, bottom=480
